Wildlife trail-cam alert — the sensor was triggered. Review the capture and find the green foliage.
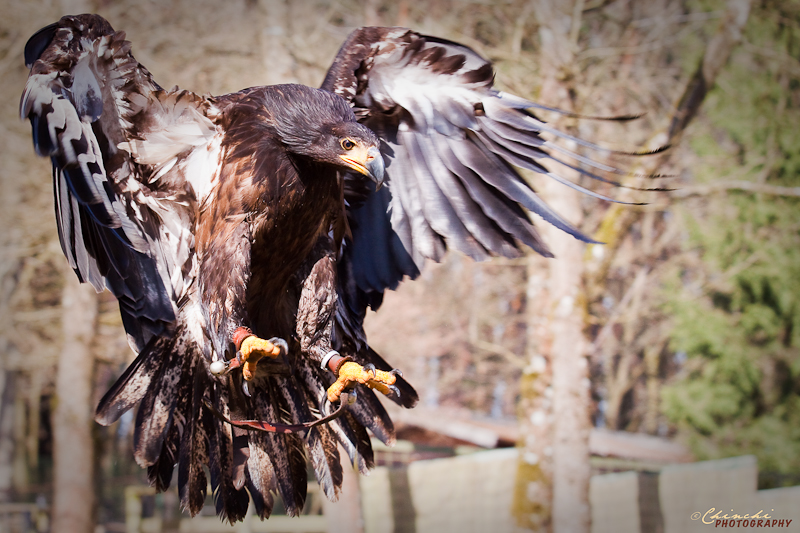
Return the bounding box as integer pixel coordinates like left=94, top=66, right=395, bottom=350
left=663, top=2, right=800, bottom=485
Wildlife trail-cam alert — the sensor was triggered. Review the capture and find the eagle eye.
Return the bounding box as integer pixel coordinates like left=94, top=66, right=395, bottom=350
left=341, top=138, right=356, bottom=150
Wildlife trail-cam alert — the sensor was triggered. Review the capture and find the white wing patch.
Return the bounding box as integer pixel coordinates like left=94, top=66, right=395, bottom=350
left=362, top=44, right=485, bottom=137
left=181, top=134, right=223, bottom=203
left=118, top=91, right=217, bottom=164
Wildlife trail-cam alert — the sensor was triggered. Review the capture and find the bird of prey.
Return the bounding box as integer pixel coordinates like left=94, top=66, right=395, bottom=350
left=21, top=14, right=654, bottom=522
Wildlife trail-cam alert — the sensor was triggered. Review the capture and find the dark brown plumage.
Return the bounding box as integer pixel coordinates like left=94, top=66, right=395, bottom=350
left=21, top=14, right=652, bottom=522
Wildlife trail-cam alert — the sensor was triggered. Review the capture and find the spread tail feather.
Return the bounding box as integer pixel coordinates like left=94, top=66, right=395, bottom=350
left=177, top=368, right=210, bottom=516
left=95, top=325, right=416, bottom=520
left=208, top=381, right=250, bottom=522
left=250, top=378, right=309, bottom=516
left=274, top=372, right=343, bottom=502
left=95, top=335, right=166, bottom=426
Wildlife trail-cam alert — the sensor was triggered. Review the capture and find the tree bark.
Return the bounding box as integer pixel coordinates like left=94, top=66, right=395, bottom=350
left=514, top=255, right=554, bottom=531
left=52, top=275, right=98, bottom=533
left=541, top=134, right=592, bottom=533
left=668, top=0, right=752, bottom=138
left=515, top=2, right=592, bottom=532
left=534, top=0, right=593, bottom=528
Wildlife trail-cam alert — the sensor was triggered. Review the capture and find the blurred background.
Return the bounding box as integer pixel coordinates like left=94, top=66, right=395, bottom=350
left=1, top=0, right=798, bottom=531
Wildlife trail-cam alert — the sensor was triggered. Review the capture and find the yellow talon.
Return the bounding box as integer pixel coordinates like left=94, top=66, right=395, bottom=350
left=239, top=336, right=282, bottom=380
left=327, top=361, right=397, bottom=403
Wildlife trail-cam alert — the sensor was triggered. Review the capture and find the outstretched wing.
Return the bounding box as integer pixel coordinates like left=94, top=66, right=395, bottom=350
left=21, top=15, right=218, bottom=351
left=324, top=27, right=640, bottom=361
left=323, top=28, right=631, bottom=315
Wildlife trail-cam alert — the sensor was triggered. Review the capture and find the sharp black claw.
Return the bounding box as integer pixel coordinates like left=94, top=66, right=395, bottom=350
left=388, top=384, right=400, bottom=396
left=268, top=337, right=289, bottom=356
left=269, top=337, right=291, bottom=368
left=389, top=368, right=403, bottom=378
left=364, top=363, right=377, bottom=378
left=242, top=380, right=251, bottom=398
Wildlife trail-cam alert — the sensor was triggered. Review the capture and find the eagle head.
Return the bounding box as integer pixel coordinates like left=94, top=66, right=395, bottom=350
left=321, top=122, right=384, bottom=187
left=267, top=85, right=385, bottom=187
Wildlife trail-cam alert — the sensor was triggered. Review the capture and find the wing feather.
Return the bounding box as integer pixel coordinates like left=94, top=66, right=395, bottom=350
left=384, top=139, right=446, bottom=263
left=447, top=134, right=595, bottom=244
left=413, top=133, right=517, bottom=257
left=21, top=14, right=218, bottom=350
left=323, top=26, right=630, bottom=318
left=322, top=27, right=656, bottom=422
left=432, top=136, right=549, bottom=256
left=401, top=131, right=489, bottom=260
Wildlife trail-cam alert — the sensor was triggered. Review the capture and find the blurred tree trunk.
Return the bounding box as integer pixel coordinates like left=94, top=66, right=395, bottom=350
left=535, top=1, right=592, bottom=528
left=668, top=0, right=752, bottom=140
left=516, top=2, right=591, bottom=532
left=514, top=257, right=554, bottom=531
left=52, top=275, right=98, bottom=533
left=0, top=368, right=13, bottom=502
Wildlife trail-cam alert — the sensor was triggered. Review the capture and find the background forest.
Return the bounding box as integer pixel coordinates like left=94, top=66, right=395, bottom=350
left=0, top=0, right=798, bottom=530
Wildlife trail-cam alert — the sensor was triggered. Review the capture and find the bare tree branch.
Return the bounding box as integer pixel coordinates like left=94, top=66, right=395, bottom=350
left=673, top=180, right=800, bottom=198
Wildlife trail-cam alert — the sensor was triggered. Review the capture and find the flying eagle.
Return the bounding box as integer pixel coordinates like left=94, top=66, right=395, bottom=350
left=21, top=14, right=652, bottom=521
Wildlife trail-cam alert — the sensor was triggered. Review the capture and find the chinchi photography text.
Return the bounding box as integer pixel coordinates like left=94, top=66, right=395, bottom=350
left=691, top=508, right=794, bottom=528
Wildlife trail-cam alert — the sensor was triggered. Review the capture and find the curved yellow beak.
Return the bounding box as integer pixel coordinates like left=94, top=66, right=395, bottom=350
left=340, top=146, right=385, bottom=188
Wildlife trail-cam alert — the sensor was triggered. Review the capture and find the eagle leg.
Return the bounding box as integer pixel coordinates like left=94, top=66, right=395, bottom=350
left=325, top=357, right=399, bottom=404
left=232, top=327, right=286, bottom=381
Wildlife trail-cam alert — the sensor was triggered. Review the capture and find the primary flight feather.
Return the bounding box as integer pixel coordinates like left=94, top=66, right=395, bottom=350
left=21, top=14, right=637, bottom=521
